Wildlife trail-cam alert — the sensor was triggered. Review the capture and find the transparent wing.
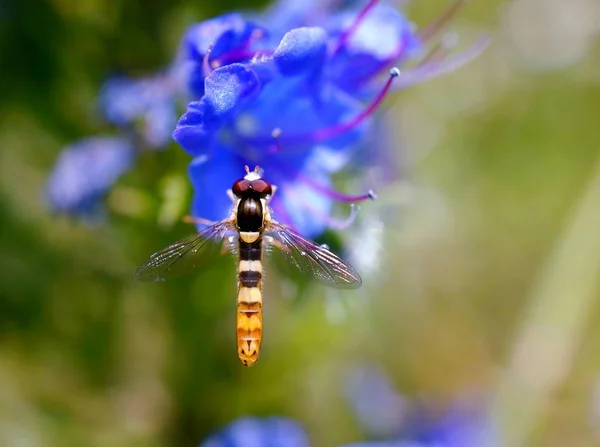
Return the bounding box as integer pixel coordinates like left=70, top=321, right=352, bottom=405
left=266, top=221, right=362, bottom=289
left=135, top=220, right=234, bottom=282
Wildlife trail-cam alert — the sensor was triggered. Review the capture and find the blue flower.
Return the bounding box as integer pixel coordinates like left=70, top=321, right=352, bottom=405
left=99, top=72, right=181, bottom=149
left=340, top=443, right=408, bottom=447
left=344, top=365, right=407, bottom=439
left=343, top=364, right=499, bottom=447
left=46, top=0, right=487, bottom=227
left=46, top=70, right=182, bottom=218
left=174, top=0, right=488, bottom=236
left=401, top=399, right=497, bottom=447
left=176, top=13, right=268, bottom=99
left=200, top=416, right=309, bottom=447
left=46, top=137, right=135, bottom=220
left=48, top=57, right=184, bottom=218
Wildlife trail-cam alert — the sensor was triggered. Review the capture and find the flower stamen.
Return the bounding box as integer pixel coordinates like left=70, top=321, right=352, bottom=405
left=270, top=127, right=283, bottom=153
left=387, top=35, right=489, bottom=91
left=419, top=32, right=459, bottom=67
left=300, top=174, right=376, bottom=204
left=202, top=44, right=214, bottom=78
left=306, top=67, right=399, bottom=143
left=331, top=0, right=379, bottom=56
left=351, top=0, right=465, bottom=85
left=183, top=215, right=217, bottom=227
left=302, top=201, right=361, bottom=231
left=417, top=0, right=466, bottom=43
left=210, top=29, right=269, bottom=68
left=214, top=49, right=274, bottom=67
left=240, top=68, right=399, bottom=148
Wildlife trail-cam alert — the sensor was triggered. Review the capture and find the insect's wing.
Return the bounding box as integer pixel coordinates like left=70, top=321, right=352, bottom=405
left=266, top=221, right=362, bottom=289
left=135, top=221, right=234, bottom=282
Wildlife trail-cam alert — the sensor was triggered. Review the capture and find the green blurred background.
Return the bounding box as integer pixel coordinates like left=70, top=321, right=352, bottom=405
left=1, top=0, right=599, bottom=446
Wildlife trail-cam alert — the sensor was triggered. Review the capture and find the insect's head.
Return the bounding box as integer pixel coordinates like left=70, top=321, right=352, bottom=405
left=232, top=165, right=272, bottom=198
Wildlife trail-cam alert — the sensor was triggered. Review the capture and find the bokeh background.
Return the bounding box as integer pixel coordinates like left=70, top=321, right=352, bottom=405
left=1, top=0, right=599, bottom=446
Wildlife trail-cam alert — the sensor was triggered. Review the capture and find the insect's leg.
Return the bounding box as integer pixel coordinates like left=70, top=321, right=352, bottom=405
left=182, top=215, right=217, bottom=226
left=221, top=235, right=237, bottom=255
left=266, top=185, right=278, bottom=204
left=227, top=189, right=236, bottom=203
left=264, top=235, right=289, bottom=254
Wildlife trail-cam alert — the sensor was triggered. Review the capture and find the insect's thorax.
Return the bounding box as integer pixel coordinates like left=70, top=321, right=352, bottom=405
left=236, top=196, right=264, bottom=233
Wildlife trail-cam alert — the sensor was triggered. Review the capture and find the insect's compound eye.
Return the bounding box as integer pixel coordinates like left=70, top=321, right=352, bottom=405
left=250, top=179, right=272, bottom=196
left=232, top=179, right=251, bottom=195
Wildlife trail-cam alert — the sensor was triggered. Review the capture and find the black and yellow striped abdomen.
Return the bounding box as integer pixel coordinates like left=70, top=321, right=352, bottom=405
left=236, top=236, right=263, bottom=366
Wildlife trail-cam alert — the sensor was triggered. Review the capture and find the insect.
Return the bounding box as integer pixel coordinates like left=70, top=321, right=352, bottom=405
left=135, top=166, right=362, bottom=366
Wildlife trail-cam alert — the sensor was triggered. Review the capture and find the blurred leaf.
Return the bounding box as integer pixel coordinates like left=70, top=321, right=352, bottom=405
left=157, top=172, right=190, bottom=228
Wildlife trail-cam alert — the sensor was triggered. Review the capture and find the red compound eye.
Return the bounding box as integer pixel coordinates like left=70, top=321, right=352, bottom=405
left=232, top=179, right=251, bottom=195
left=251, top=179, right=272, bottom=195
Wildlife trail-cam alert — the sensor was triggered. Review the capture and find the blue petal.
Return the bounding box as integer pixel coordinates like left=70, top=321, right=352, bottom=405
left=142, top=98, right=177, bottom=148
left=188, top=150, right=245, bottom=225
left=99, top=74, right=176, bottom=148
left=46, top=137, right=135, bottom=217
left=339, top=6, right=419, bottom=58
left=211, top=19, right=266, bottom=61
left=183, top=14, right=246, bottom=62
left=200, top=416, right=309, bottom=447
left=180, top=14, right=266, bottom=98
left=204, top=63, right=261, bottom=118
left=99, top=75, right=173, bottom=125
left=262, top=0, right=327, bottom=34
left=344, top=365, right=406, bottom=438
left=238, top=76, right=366, bottom=154
left=173, top=99, right=221, bottom=157
left=99, top=77, right=145, bottom=125
left=274, top=27, right=328, bottom=76
left=274, top=167, right=333, bottom=237
left=406, top=398, right=498, bottom=447
left=326, top=6, right=421, bottom=91
left=247, top=59, right=279, bottom=86
left=339, top=444, right=411, bottom=447
left=184, top=62, right=207, bottom=100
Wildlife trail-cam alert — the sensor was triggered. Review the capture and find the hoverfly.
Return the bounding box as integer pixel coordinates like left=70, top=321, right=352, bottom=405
left=135, top=166, right=362, bottom=366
